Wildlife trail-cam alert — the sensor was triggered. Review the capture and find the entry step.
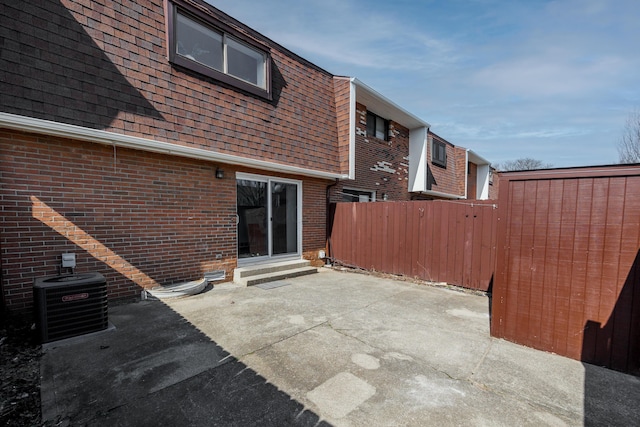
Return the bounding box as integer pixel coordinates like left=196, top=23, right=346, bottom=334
left=233, top=260, right=317, bottom=286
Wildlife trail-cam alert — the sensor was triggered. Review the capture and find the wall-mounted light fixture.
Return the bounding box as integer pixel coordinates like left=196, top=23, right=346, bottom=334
left=382, top=193, right=389, bottom=201
left=215, top=167, right=224, bottom=179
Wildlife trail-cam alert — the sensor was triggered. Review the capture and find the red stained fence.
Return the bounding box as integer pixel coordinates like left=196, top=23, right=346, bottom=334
left=328, top=165, right=640, bottom=375
left=491, top=166, right=640, bottom=375
left=327, top=200, right=498, bottom=291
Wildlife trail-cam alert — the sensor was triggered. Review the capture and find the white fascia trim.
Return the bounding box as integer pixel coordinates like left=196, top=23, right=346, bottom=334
left=408, top=127, right=428, bottom=192
left=417, top=189, right=465, bottom=200
left=350, top=77, right=430, bottom=129
left=467, top=149, right=491, bottom=165
left=476, top=163, right=490, bottom=200
left=0, top=112, right=347, bottom=180
left=348, top=80, right=356, bottom=179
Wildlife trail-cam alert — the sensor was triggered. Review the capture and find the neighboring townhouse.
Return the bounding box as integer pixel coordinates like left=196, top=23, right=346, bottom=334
left=330, top=77, right=430, bottom=202
left=428, top=130, right=494, bottom=201
left=0, top=0, right=497, bottom=312
left=329, top=78, right=494, bottom=203
left=0, top=0, right=350, bottom=310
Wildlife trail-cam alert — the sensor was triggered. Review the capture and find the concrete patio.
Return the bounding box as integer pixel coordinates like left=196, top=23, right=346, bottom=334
left=40, top=268, right=640, bottom=426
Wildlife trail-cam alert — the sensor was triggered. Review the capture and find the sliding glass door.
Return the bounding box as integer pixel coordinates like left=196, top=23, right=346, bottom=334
left=236, top=174, right=301, bottom=262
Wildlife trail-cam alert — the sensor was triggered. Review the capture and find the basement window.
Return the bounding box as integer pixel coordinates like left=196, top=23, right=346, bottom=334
left=167, top=1, right=271, bottom=99
left=432, top=139, right=447, bottom=168
left=366, top=112, right=389, bottom=141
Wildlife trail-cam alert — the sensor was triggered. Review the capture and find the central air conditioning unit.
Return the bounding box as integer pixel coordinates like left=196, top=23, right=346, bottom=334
left=34, top=272, right=108, bottom=343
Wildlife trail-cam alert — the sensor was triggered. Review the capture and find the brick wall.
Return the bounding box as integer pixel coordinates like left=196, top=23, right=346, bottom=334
left=0, top=0, right=341, bottom=174
left=0, top=130, right=329, bottom=311
left=329, top=103, right=411, bottom=202
left=427, top=132, right=465, bottom=198
left=467, top=162, right=478, bottom=199
left=334, top=77, right=352, bottom=176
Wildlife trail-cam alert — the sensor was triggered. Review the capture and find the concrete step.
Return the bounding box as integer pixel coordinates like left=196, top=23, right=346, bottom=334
left=233, top=260, right=317, bottom=287
left=239, top=267, right=318, bottom=287
left=234, top=259, right=313, bottom=280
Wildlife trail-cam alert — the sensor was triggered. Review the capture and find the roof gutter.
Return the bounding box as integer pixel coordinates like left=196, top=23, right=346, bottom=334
left=0, top=112, right=348, bottom=180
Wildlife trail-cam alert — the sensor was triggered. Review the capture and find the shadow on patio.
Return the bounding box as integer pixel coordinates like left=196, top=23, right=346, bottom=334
left=40, top=293, right=330, bottom=426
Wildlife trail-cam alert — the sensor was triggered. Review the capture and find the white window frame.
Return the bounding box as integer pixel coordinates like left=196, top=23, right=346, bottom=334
left=168, top=1, right=272, bottom=100
left=236, top=172, right=303, bottom=264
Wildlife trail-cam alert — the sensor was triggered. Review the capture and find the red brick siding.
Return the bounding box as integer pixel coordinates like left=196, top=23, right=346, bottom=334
left=427, top=132, right=465, bottom=198
left=300, top=178, right=331, bottom=266
left=1, top=130, right=329, bottom=311
left=467, top=162, right=478, bottom=200
left=333, top=77, right=352, bottom=176
left=329, top=103, right=411, bottom=202
left=454, top=147, right=467, bottom=196
left=0, top=0, right=341, bottom=174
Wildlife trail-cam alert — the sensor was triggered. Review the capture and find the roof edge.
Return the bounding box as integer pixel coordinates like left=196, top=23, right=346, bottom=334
left=351, top=78, right=430, bottom=129
left=0, top=112, right=347, bottom=180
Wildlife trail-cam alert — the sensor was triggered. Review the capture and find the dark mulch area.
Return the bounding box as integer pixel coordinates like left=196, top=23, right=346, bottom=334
left=0, top=312, right=42, bottom=427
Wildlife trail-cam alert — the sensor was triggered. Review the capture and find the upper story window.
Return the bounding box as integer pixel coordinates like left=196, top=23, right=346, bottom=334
left=168, top=1, right=271, bottom=99
left=432, top=138, right=447, bottom=168
left=366, top=112, right=389, bottom=141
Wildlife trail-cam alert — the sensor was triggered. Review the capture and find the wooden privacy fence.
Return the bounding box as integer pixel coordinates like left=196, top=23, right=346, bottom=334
left=491, top=166, right=640, bottom=375
left=328, top=200, right=498, bottom=291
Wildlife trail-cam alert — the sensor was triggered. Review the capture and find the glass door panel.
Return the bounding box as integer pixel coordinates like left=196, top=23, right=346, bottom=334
left=237, top=179, right=268, bottom=259
left=271, top=181, right=298, bottom=256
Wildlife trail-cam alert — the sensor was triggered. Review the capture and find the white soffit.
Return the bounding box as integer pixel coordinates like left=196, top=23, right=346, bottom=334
left=467, top=149, right=491, bottom=166
left=351, top=78, right=429, bottom=130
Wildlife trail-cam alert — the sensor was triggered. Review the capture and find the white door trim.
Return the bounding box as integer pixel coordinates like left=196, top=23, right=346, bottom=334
left=236, top=172, right=303, bottom=265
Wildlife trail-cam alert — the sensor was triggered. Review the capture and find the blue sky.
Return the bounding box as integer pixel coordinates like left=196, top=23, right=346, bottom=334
left=208, top=0, right=640, bottom=167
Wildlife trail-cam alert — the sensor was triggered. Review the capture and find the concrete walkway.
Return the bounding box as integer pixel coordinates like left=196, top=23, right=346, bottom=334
left=41, top=269, right=640, bottom=426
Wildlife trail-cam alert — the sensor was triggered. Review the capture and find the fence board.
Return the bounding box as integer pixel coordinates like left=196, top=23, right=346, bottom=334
left=329, top=200, right=497, bottom=291
left=491, top=166, right=640, bottom=375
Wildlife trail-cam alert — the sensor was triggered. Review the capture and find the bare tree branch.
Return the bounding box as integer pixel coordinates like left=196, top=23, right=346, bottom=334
left=494, top=158, right=553, bottom=171
left=617, top=109, right=640, bottom=164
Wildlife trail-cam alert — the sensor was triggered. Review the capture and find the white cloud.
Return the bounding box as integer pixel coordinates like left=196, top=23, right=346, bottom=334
left=471, top=54, right=628, bottom=98
left=210, top=0, right=459, bottom=74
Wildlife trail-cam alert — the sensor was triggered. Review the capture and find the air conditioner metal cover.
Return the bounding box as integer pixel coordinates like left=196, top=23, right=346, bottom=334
left=34, top=272, right=108, bottom=343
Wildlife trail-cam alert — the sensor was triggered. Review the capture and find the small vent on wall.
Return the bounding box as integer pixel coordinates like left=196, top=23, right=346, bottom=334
left=204, top=270, right=226, bottom=282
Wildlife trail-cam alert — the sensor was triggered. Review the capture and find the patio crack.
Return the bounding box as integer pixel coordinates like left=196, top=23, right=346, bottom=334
left=328, top=320, right=498, bottom=391
left=237, top=320, right=333, bottom=358
left=327, top=321, right=374, bottom=349
left=237, top=294, right=399, bottom=359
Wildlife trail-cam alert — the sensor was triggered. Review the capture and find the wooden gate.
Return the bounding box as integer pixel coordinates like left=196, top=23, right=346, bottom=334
left=328, top=200, right=497, bottom=291
left=491, top=165, right=640, bottom=374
